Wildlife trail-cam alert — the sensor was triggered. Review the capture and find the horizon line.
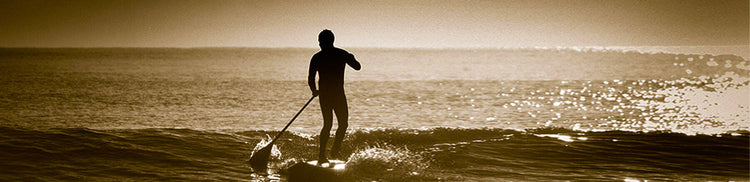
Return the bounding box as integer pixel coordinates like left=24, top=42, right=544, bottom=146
left=1, top=44, right=748, bottom=49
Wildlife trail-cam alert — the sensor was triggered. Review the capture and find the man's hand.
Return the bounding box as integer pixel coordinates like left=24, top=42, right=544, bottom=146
left=312, top=90, right=319, bottom=97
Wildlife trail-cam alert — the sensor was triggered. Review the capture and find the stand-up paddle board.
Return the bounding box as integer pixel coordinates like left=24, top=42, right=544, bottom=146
left=287, top=160, right=347, bottom=182
left=306, top=160, right=347, bottom=170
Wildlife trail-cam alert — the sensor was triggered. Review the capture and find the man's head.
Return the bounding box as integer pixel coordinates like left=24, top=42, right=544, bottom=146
left=318, top=29, right=334, bottom=48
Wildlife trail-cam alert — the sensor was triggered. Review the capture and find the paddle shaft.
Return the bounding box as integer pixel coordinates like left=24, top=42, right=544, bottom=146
left=268, top=95, right=316, bottom=145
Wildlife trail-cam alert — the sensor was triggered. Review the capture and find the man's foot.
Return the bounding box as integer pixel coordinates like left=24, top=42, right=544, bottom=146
left=330, top=150, right=341, bottom=160
left=317, top=158, right=329, bottom=166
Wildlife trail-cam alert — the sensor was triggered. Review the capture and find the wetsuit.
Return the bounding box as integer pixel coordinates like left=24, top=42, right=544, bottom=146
left=308, top=46, right=360, bottom=161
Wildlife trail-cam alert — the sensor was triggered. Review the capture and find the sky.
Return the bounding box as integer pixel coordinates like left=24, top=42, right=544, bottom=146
left=0, top=0, right=748, bottom=48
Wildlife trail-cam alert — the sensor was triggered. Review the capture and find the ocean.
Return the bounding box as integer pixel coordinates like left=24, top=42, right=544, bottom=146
left=0, top=47, right=748, bottom=181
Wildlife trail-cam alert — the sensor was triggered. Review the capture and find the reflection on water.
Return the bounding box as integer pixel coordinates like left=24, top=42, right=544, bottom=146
left=453, top=73, right=748, bottom=135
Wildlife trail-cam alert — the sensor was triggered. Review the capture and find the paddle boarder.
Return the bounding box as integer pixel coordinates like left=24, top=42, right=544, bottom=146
left=308, top=29, right=361, bottom=164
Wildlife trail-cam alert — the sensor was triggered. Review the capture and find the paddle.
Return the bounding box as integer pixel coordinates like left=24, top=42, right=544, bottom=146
left=249, top=95, right=317, bottom=171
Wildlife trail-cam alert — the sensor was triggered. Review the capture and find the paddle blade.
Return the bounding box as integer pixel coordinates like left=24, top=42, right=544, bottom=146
left=249, top=144, right=273, bottom=171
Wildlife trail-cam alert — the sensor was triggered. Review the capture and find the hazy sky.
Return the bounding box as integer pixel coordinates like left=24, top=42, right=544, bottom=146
left=1, top=0, right=747, bottom=48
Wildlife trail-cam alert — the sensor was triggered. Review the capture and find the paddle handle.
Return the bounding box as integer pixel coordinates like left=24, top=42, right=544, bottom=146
left=269, top=95, right=316, bottom=144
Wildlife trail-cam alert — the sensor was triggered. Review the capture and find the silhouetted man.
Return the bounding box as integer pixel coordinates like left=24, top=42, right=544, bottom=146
left=308, top=29, right=361, bottom=164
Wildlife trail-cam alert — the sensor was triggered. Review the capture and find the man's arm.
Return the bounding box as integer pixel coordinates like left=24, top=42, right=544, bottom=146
left=308, top=57, right=319, bottom=96
left=346, top=53, right=361, bottom=71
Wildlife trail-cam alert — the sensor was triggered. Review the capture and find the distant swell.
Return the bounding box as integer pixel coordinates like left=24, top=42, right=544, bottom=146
left=1, top=127, right=747, bottom=181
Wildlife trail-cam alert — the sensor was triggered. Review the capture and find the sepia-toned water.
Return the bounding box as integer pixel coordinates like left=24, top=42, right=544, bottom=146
left=1, top=47, right=748, bottom=181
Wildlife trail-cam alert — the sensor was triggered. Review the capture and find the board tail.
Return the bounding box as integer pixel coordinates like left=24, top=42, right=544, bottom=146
left=287, top=162, right=344, bottom=182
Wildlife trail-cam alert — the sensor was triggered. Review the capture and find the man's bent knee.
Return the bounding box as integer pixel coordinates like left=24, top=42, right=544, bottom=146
left=337, top=121, right=348, bottom=130
left=321, top=122, right=333, bottom=131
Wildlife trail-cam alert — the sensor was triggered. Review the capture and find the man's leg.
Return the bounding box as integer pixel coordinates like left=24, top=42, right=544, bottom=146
left=319, top=99, right=333, bottom=164
left=331, top=95, right=348, bottom=159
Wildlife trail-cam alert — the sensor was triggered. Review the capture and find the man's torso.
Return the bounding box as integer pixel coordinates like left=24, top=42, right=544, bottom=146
left=313, top=48, right=350, bottom=92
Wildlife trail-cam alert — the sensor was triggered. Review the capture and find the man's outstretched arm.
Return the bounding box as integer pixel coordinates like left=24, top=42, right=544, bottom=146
left=346, top=54, right=361, bottom=71
left=308, top=58, right=319, bottom=96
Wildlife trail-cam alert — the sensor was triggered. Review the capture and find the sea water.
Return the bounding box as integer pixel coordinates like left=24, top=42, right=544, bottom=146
left=0, top=47, right=748, bottom=181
